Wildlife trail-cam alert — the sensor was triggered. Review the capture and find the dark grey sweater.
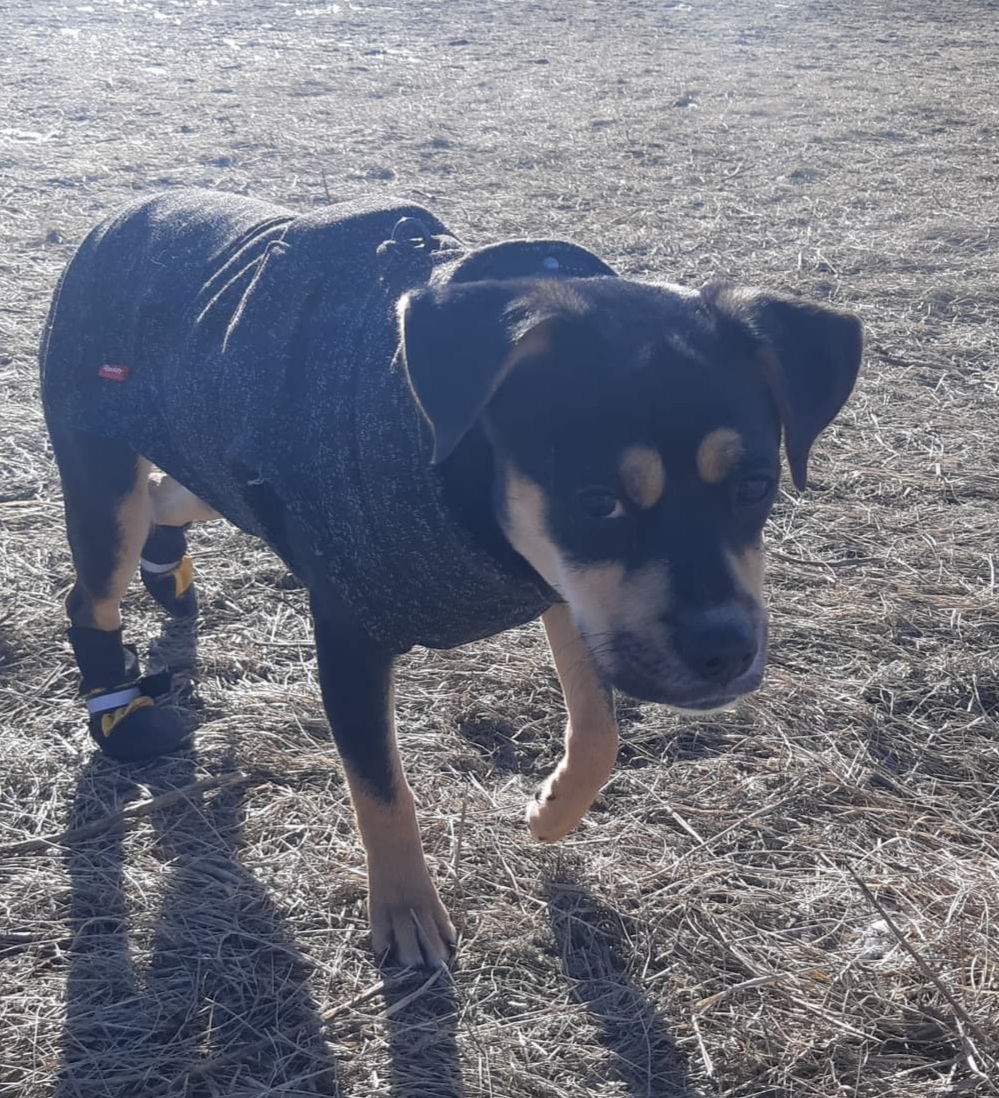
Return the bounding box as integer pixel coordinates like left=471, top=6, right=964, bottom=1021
left=41, top=190, right=615, bottom=652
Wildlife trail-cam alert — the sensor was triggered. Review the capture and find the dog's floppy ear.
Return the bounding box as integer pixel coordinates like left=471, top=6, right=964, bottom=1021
left=397, top=281, right=557, bottom=463
left=704, top=283, right=863, bottom=490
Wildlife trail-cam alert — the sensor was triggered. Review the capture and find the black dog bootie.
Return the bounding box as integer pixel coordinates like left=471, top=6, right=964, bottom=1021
left=140, top=524, right=198, bottom=618
left=69, top=625, right=189, bottom=762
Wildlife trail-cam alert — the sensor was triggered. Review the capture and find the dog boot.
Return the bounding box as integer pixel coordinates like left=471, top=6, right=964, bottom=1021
left=69, top=625, right=189, bottom=762
left=140, top=524, right=198, bottom=618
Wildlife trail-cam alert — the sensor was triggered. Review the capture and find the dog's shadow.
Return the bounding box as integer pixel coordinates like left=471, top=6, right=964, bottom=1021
left=57, top=619, right=341, bottom=1097
left=58, top=617, right=690, bottom=1097
left=546, top=877, right=695, bottom=1097
left=381, top=969, right=466, bottom=1098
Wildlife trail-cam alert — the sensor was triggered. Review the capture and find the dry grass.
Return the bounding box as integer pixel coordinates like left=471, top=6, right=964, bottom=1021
left=2, top=0, right=999, bottom=1095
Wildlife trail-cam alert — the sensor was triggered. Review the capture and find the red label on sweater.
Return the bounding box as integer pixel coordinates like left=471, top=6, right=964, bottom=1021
left=98, top=363, right=130, bottom=381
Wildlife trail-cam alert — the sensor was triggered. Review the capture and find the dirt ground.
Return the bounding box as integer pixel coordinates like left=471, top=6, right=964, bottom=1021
left=2, top=0, right=999, bottom=1095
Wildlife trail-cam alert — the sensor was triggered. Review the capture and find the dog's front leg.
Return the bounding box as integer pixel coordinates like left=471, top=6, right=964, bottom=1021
left=527, top=603, right=620, bottom=842
left=311, top=597, right=455, bottom=968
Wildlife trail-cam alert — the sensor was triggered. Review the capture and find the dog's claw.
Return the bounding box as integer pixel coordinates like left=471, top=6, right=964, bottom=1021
left=532, top=783, right=555, bottom=804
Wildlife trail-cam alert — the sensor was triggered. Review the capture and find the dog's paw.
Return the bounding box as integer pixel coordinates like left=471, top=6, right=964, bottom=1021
left=141, top=555, right=198, bottom=619
left=526, top=772, right=589, bottom=843
left=90, top=702, right=190, bottom=763
left=369, top=873, right=456, bottom=970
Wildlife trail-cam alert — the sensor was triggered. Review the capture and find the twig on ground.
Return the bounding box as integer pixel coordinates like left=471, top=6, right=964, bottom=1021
left=844, top=861, right=999, bottom=1086
left=0, top=771, right=258, bottom=857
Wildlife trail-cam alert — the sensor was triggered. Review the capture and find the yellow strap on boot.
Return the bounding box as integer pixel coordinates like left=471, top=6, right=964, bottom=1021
left=101, top=695, right=154, bottom=737
left=173, top=555, right=194, bottom=598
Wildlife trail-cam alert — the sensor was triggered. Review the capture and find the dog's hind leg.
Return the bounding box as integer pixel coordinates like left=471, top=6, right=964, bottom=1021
left=311, top=594, right=456, bottom=969
left=527, top=602, right=619, bottom=842
left=52, top=427, right=189, bottom=762
left=141, top=476, right=220, bottom=617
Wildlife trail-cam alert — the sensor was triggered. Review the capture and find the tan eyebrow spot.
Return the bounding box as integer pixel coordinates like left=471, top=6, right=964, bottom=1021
left=696, top=428, right=744, bottom=485
left=619, top=445, right=665, bottom=510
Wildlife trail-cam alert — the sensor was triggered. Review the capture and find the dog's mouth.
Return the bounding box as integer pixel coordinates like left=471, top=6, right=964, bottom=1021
left=586, top=619, right=768, bottom=711
left=612, top=666, right=764, bottom=711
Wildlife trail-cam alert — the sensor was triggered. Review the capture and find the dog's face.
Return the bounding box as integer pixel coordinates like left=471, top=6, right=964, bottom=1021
left=399, top=277, right=862, bottom=709
left=484, top=295, right=778, bottom=710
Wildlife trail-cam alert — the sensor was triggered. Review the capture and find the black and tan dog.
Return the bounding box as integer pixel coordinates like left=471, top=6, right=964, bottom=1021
left=41, top=190, right=862, bottom=967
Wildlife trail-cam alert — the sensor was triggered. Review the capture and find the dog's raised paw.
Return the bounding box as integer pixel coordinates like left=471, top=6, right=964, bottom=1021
left=526, top=782, right=564, bottom=843
left=526, top=774, right=589, bottom=843
left=141, top=555, right=198, bottom=618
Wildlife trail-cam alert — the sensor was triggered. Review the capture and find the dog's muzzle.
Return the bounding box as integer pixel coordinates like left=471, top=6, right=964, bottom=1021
left=589, top=604, right=768, bottom=710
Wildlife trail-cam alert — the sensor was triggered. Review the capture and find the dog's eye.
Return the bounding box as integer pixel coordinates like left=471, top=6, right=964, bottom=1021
left=734, top=475, right=774, bottom=506
left=577, top=489, right=625, bottom=520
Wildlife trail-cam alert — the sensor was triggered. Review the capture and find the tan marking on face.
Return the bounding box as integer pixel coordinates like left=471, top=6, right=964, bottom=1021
left=726, top=544, right=765, bottom=601
left=620, top=445, right=665, bottom=510
left=501, top=467, right=670, bottom=631
left=562, top=560, right=670, bottom=636
left=501, top=468, right=564, bottom=591
left=696, top=427, right=744, bottom=485
left=563, top=561, right=624, bottom=626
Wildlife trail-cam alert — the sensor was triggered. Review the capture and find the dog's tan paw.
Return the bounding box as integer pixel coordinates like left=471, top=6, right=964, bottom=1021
left=526, top=773, right=589, bottom=843
left=369, top=873, right=456, bottom=970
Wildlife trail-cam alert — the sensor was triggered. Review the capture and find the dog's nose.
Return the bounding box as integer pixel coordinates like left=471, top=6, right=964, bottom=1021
left=676, top=606, right=757, bottom=685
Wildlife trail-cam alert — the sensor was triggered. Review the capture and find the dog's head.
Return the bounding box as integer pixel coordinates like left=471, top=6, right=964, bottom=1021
left=398, top=276, right=862, bottom=710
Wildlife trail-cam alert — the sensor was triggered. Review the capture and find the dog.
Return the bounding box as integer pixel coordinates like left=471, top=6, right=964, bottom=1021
left=41, top=189, right=862, bottom=968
